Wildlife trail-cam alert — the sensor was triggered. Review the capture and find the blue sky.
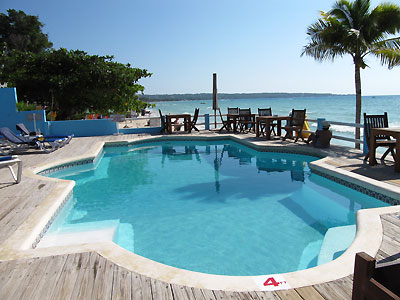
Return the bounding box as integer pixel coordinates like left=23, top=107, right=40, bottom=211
left=2, top=0, right=400, bottom=95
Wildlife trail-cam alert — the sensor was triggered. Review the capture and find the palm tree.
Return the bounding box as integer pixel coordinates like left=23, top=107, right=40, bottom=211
left=302, top=0, right=400, bottom=148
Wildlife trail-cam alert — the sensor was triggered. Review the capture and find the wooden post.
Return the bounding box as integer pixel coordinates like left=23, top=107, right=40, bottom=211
left=212, top=73, right=218, bottom=129
left=352, top=252, right=376, bottom=300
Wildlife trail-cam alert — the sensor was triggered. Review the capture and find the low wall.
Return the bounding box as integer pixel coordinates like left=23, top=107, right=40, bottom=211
left=119, top=127, right=162, bottom=135
left=47, top=119, right=118, bottom=137
left=0, top=88, right=163, bottom=137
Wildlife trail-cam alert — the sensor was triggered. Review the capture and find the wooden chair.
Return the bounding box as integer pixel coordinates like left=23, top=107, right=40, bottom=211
left=352, top=252, right=400, bottom=299
left=227, top=107, right=239, bottom=131
left=282, top=109, right=306, bottom=142
left=158, top=109, right=167, bottom=134
left=218, top=108, right=232, bottom=132
left=258, top=108, right=277, bottom=136
left=238, top=108, right=255, bottom=133
left=227, top=107, right=239, bottom=114
left=363, top=112, right=396, bottom=162
left=188, top=108, right=200, bottom=132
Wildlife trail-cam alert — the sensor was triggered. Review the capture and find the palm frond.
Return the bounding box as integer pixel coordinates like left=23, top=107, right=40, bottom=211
left=373, top=48, right=400, bottom=68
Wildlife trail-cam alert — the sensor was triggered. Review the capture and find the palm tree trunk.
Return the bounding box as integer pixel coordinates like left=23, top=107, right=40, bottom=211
left=354, top=63, right=362, bottom=149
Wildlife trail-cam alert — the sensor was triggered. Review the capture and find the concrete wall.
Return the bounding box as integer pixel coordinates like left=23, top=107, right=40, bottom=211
left=0, top=88, right=48, bottom=134
left=0, top=88, right=163, bottom=137
left=47, top=119, right=118, bottom=137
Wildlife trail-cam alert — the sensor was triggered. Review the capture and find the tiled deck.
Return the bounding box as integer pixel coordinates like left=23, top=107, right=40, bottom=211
left=1, top=132, right=400, bottom=299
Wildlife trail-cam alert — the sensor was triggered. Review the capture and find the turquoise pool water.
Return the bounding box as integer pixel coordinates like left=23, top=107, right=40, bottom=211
left=46, top=140, right=389, bottom=276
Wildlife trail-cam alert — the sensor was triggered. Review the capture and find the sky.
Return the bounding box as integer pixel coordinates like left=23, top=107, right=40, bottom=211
left=1, top=0, right=400, bottom=96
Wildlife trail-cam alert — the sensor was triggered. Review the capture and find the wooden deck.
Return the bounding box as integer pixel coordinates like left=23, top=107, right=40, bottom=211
left=1, top=133, right=400, bottom=299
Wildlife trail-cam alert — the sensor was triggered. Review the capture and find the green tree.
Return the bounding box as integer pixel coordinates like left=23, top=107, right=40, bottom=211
left=302, top=0, right=400, bottom=148
left=1, top=49, right=152, bottom=119
left=0, top=9, right=53, bottom=55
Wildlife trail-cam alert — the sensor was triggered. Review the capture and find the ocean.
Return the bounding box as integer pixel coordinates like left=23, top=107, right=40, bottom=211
left=150, top=94, right=400, bottom=148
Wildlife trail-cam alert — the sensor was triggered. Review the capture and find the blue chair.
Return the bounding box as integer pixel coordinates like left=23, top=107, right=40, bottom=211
left=0, top=127, right=61, bottom=153
left=16, top=123, right=73, bottom=147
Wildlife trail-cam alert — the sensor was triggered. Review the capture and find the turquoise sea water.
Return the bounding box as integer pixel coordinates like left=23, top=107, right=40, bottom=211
left=47, top=140, right=389, bottom=276
left=151, top=95, right=400, bottom=147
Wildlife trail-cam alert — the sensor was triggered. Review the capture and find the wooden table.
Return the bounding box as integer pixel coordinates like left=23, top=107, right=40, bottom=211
left=165, top=114, right=191, bottom=134
left=369, top=127, right=400, bottom=172
left=256, top=116, right=291, bottom=139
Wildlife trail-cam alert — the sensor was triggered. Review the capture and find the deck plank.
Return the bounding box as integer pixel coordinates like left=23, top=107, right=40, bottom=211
left=313, top=276, right=353, bottom=300
left=150, top=277, right=174, bottom=300
left=89, top=254, right=107, bottom=300
left=295, top=286, right=326, bottom=300
left=1, top=257, right=41, bottom=299
left=139, top=274, right=153, bottom=300
left=170, top=284, right=196, bottom=300
left=30, top=254, right=70, bottom=300
left=111, top=264, right=132, bottom=300
left=212, top=290, right=233, bottom=299
left=0, top=259, right=19, bottom=285
left=252, top=291, right=281, bottom=300
left=93, top=256, right=115, bottom=300
left=192, top=287, right=217, bottom=300
left=275, top=289, right=303, bottom=300
left=57, top=252, right=90, bottom=300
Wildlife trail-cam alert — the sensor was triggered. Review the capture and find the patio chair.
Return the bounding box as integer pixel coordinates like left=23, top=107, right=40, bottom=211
left=258, top=108, right=277, bottom=136
left=352, top=252, right=400, bottom=299
left=227, top=107, right=239, bottom=131
left=0, top=127, right=60, bottom=153
left=16, top=123, right=73, bottom=147
left=218, top=108, right=232, bottom=132
left=363, top=112, right=396, bottom=162
left=0, top=155, right=22, bottom=183
left=238, top=108, right=255, bottom=133
left=282, top=109, right=307, bottom=142
left=187, top=108, right=200, bottom=132
left=227, top=107, right=239, bottom=115
left=158, top=109, right=167, bottom=134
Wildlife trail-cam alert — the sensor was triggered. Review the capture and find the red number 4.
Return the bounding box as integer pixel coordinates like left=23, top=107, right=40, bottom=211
left=263, top=277, right=280, bottom=287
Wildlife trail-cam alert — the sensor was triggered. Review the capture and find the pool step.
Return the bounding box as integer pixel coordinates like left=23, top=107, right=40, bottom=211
left=38, top=220, right=120, bottom=248
left=317, top=224, right=356, bottom=265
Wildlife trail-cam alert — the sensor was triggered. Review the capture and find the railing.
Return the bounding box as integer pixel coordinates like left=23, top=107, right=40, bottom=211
left=123, top=114, right=365, bottom=150
left=306, top=119, right=364, bottom=145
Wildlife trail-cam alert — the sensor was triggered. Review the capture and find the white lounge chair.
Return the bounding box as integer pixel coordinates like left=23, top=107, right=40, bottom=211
left=0, top=155, right=22, bottom=183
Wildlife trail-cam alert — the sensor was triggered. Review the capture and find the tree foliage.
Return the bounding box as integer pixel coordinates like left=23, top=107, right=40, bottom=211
left=0, top=9, right=53, bottom=55
left=302, top=0, right=400, bottom=146
left=1, top=49, right=152, bottom=119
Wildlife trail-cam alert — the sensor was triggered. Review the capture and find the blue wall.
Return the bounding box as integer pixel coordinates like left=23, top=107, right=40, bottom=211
left=0, top=88, right=48, bottom=134
left=48, top=119, right=118, bottom=137
left=0, top=88, right=163, bottom=137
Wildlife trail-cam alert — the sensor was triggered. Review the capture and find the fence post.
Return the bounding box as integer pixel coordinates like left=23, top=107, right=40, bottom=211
left=317, top=118, right=326, bottom=130
left=205, top=114, right=210, bottom=130
left=352, top=252, right=376, bottom=300
left=363, top=123, right=368, bottom=156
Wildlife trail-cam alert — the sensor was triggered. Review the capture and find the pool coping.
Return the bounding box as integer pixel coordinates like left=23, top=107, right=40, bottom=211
left=1, top=134, right=400, bottom=292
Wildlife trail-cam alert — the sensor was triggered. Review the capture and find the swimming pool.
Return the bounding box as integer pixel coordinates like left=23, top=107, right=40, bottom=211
left=44, top=139, right=389, bottom=276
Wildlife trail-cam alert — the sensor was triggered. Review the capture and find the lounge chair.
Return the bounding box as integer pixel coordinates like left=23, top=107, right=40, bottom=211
left=363, top=112, right=396, bottom=162
left=16, top=123, right=73, bottom=147
left=0, top=155, right=22, bottom=183
left=282, top=109, right=307, bottom=142
left=187, top=108, right=200, bottom=132
left=238, top=108, right=255, bottom=133
left=0, top=127, right=61, bottom=153
left=258, top=108, right=277, bottom=136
